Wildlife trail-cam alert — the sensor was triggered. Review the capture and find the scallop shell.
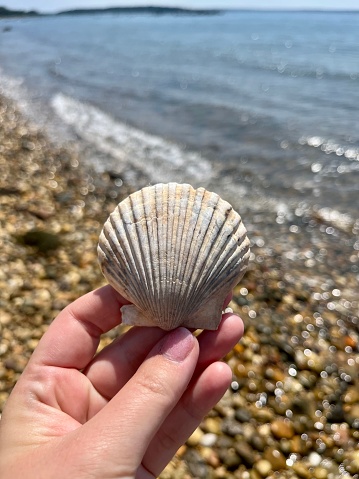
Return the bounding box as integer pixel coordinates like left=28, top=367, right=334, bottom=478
left=98, top=183, right=250, bottom=330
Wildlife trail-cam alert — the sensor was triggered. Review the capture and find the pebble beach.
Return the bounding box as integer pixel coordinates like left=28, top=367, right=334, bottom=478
left=0, top=90, right=359, bottom=479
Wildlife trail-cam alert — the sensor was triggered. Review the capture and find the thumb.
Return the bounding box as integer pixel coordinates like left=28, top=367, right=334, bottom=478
left=78, top=327, right=199, bottom=473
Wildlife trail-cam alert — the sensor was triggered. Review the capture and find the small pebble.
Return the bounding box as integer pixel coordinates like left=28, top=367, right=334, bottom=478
left=263, top=447, right=287, bottom=471
left=254, top=459, right=272, bottom=477
left=292, top=462, right=311, bottom=479
left=309, top=451, right=322, bottom=467
left=186, top=428, right=204, bottom=447
left=200, top=433, right=217, bottom=447
left=313, top=466, right=328, bottom=479
left=271, top=419, right=295, bottom=439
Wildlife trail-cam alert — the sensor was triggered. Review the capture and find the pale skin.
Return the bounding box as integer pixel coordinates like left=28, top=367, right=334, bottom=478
left=0, top=285, right=244, bottom=479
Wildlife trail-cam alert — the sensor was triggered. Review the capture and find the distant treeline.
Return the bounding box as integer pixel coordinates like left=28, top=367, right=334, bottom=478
left=0, top=6, right=39, bottom=17
left=2, top=6, right=356, bottom=19
left=57, top=6, right=220, bottom=16
left=0, top=6, right=220, bottom=18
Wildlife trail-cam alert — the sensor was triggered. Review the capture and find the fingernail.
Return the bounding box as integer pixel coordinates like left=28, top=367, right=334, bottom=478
left=160, top=327, right=194, bottom=363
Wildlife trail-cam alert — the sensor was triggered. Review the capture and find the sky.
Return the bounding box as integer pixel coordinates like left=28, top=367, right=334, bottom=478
left=5, top=0, right=359, bottom=14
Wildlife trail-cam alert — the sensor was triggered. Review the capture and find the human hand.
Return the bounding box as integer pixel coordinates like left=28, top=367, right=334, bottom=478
left=0, top=285, right=244, bottom=479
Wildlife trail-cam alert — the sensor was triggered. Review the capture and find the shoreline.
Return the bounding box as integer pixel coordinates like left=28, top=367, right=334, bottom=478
left=0, top=91, right=358, bottom=478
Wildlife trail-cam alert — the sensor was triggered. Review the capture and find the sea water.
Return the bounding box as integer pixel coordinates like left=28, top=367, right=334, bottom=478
left=0, top=10, right=358, bottom=230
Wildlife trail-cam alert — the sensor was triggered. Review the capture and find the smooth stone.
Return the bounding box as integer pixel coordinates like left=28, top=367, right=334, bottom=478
left=263, top=447, right=287, bottom=471
left=292, top=462, right=311, bottom=479
left=279, top=438, right=292, bottom=455
left=235, top=408, right=252, bottom=422
left=343, top=386, right=359, bottom=404
left=200, top=447, right=220, bottom=468
left=346, top=451, right=359, bottom=474
left=0, top=311, right=11, bottom=325
left=251, top=407, right=275, bottom=423
left=4, top=356, right=27, bottom=373
left=249, top=432, right=266, bottom=452
left=216, top=435, right=234, bottom=449
left=313, top=466, right=328, bottom=479
left=254, top=459, right=272, bottom=477
left=308, top=451, right=322, bottom=467
left=200, top=433, right=218, bottom=447
left=221, top=418, right=243, bottom=436
left=186, top=427, right=204, bottom=447
left=249, top=470, right=261, bottom=479
left=184, top=449, right=210, bottom=478
left=219, top=448, right=242, bottom=470
left=203, top=417, right=222, bottom=435
left=234, top=440, right=256, bottom=467
left=0, top=344, right=8, bottom=356
left=271, top=419, right=295, bottom=439
left=289, top=435, right=311, bottom=455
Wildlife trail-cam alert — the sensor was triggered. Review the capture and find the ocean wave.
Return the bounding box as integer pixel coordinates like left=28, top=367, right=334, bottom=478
left=50, top=92, right=213, bottom=184
left=224, top=52, right=359, bottom=83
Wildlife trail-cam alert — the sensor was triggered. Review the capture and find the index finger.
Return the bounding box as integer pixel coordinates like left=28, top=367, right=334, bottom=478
left=31, top=285, right=129, bottom=369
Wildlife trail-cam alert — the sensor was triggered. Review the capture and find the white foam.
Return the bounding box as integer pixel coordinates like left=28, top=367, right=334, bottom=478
left=0, top=68, right=29, bottom=116
left=0, top=69, right=76, bottom=143
left=51, top=92, right=213, bottom=184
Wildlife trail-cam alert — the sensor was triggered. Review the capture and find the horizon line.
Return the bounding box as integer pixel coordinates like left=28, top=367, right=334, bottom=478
left=2, top=5, right=359, bottom=16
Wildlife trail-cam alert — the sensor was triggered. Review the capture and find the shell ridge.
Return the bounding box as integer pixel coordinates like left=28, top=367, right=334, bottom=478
left=171, top=186, right=206, bottom=323
left=144, top=186, right=164, bottom=319
left=169, top=184, right=196, bottom=325
left=128, top=191, right=156, bottom=318
left=109, top=208, right=150, bottom=310
left=98, top=233, right=129, bottom=286
left=156, top=184, right=167, bottom=323
left=97, top=236, right=130, bottom=294
left=187, top=212, right=250, bottom=316
left=164, top=183, right=177, bottom=326
left=198, top=232, right=250, bottom=300
left=163, top=183, right=177, bottom=325
left=165, top=183, right=184, bottom=328
left=207, top=240, right=250, bottom=292
left=165, top=184, right=180, bottom=324
left=141, top=186, right=160, bottom=321
left=116, top=201, right=153, bottom=314
left=100, top=214, right=143, bottom=306
left=211, top=229, right=250, bottom=281
left=181, top=191, right=221, bottom=311
left=99, top=226, right=127, bottom=270
left=189, top=216, right=246, bottom=306
left=175, top=187, right=207, bottom=309
left=167, top=184, right=192, bottom=326
left=197, top=242, right=250, bottom=311
left=189, top=250, right=249, bottom=321
left=184, top=195, right=233, bottom=311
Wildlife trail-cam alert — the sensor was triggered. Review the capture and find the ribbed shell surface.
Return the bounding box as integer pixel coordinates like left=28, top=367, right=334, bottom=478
left=98, top=183, right=250, bottom=330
